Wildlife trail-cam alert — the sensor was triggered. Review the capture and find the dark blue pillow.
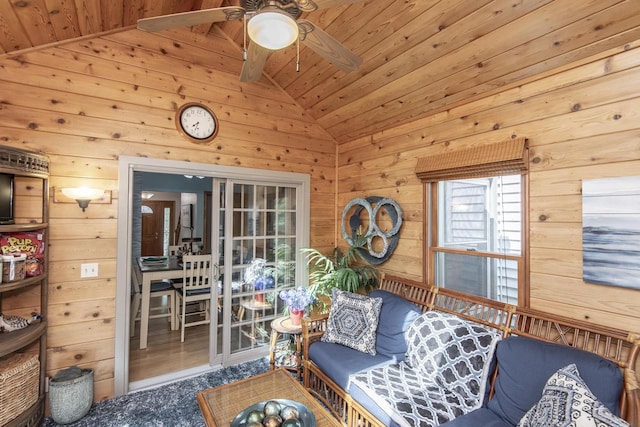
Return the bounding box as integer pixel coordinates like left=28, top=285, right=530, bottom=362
left=369, top=290, right=421, bottom=362
left=487, top=336, right=624, bottom=425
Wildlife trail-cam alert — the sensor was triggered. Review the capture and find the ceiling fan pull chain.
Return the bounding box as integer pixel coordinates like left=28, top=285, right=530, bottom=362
left=242, top=14, right=248, bottom=61
left=296, top=37, right=300, bottom=72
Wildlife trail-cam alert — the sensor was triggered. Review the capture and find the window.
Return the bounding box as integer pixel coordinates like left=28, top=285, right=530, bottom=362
left=416, top=138, right=528, bottom=305
left=429, top=175, right=524, bottom=304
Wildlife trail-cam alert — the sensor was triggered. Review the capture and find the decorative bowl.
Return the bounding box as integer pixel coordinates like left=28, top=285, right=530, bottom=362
left=230, top=398, right=316, bottom=427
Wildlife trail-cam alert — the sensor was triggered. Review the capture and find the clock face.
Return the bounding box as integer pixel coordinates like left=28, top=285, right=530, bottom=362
left=176, top=103, right=218, bottom=143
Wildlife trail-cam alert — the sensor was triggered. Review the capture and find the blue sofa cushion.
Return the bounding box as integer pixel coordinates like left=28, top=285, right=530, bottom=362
left=369, top=290, right=421, bottom=362
left=487, top=336, right=624, bottom=425
left=308, top=341, right=394, bottom=392
left=518, top=363, right=629, bottom=427
left=443, top=408, right=512, bottom=427
left=322, top=289, right=383, bottom=355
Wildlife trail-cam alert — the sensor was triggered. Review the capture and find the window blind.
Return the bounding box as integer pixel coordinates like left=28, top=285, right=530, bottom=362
left=415, top=137, right=528, bottom=182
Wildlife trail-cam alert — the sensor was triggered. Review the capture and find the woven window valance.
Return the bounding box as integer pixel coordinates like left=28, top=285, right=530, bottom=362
left=415, top=137, right=528, bottom=182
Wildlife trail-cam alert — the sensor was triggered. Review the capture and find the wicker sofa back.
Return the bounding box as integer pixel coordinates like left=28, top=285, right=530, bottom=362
left=302, top=273, right=640, bottom=427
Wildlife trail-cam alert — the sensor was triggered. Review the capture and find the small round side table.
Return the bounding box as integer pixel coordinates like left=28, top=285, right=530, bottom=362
left=269, top=316, right=303, bottom=381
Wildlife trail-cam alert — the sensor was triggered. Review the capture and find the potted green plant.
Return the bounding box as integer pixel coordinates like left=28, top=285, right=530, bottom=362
left=302, top=233, right=379, bottom=313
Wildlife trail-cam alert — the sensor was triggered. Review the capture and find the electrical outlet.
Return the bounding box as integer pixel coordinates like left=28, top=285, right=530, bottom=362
left=80, top=263, right=99, bottom=278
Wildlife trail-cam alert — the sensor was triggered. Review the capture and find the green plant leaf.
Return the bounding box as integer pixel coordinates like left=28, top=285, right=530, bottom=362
left=302, top=232, right=380, bottom=310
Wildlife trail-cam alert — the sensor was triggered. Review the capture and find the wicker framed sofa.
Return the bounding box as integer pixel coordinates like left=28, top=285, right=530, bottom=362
left=301, top=274, right=640, bottom=427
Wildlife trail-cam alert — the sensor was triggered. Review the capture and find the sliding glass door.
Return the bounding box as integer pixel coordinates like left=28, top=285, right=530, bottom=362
left=212, top=179, right=303, bottom=364
left=115, top=155, right=309, bottom=395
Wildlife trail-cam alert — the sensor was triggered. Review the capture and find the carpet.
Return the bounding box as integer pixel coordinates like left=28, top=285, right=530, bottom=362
left=43, top=357, right=270, bottom=427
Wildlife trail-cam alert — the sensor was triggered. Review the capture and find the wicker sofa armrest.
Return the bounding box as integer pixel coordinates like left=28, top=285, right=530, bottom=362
left=624, top=343, right=640, bottom=426
left=301, top=314, right=329, bottom=358
left=626, top=387, right=640, bottom=427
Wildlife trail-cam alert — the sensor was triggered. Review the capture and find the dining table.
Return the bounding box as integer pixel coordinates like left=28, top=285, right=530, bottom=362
left=135, top=256, right=184, bottom=350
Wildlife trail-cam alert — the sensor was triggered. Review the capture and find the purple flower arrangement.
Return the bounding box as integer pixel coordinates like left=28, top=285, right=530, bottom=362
left=245, top=258, right=275, bottom=290
left=278, top=287, right=315, bottom=312
left=254, top=275, right=275, bottom=290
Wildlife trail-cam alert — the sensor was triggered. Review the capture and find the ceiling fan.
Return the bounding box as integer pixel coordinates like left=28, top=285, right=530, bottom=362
left=137, top=0, right=365, bottom=82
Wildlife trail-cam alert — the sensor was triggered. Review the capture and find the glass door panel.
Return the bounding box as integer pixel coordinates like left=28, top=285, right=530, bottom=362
left=215, top=181, right=299, bottom=358
left=211, top=180, right=225, bottom=362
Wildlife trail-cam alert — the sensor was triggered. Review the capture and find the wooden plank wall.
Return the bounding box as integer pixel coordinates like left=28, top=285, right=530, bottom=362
left=0, top=27, right=337, bottom=401
left=338, top=40, right=640, bottom=333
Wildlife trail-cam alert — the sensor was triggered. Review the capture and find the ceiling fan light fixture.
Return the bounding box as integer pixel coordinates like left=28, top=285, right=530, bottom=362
left=248, top=9, right=299, bottom=50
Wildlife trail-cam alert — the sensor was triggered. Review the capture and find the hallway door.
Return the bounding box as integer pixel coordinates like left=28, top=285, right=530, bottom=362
left=141, top=201, right=174, bottom=256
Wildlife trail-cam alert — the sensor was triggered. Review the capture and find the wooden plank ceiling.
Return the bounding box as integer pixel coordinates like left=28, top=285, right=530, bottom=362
left=2, top=0, right=640, bottom=144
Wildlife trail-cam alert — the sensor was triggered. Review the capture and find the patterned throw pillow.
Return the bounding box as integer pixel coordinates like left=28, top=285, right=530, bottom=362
left=518, top=363, right=629, bottom=427
left=404, top=310, right=501, bottom=399
left=321, top=288, right=383, bottom=355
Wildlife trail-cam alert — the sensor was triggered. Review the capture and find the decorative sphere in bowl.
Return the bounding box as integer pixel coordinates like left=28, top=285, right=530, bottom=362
left=231, top=399, right=315, bottom=427
left=280, top=405, right=299, bottom=420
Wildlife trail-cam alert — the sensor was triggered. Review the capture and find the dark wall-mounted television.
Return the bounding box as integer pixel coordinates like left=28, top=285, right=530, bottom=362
left=0, top=174, right=15, bottom=225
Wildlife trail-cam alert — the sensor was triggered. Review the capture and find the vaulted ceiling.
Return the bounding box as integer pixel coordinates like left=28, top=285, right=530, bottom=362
left=2, top=0, right=640, bottom=143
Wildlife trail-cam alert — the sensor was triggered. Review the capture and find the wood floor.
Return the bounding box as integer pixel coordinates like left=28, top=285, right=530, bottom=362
left=128, top=296, right=274, bottom=383
left=129, top=301, right=209, bottom=383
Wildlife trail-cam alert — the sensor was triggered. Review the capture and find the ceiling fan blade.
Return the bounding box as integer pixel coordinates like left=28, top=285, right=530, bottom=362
left=240, top=42, right=270, bottom=83
left=299, top=20, right=362, bottom=73
left=137, top=7, right=244, bottom=32
left=311, top=0, right=368, bottom=9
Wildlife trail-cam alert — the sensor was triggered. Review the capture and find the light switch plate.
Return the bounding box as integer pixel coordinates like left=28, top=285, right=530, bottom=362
left=80, top=263, right=98, bottom=278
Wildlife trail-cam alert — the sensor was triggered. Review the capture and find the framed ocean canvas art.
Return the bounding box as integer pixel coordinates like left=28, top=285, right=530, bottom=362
left=582, top=175, right=640, bottom=289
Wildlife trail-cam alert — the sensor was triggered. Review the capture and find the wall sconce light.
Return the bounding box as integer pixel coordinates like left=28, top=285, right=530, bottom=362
left=61, top=187, right=105, bottom=212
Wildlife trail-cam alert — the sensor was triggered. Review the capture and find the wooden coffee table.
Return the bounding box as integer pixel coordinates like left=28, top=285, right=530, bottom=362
left=197, top=368, right=340, bottom=427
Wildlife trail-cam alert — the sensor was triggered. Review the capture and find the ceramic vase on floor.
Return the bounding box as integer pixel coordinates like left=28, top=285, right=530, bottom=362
left=49, top=367, right=94, bottom=425
left=289, top=309, right=304, bottom=325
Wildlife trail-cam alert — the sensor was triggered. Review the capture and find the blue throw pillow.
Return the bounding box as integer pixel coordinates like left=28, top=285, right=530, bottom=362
left=370, top=290, right=421, bottom=361
left=487, top=336, right=624, bottom=425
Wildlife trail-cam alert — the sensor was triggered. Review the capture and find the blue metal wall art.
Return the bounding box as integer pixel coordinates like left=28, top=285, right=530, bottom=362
left=341, top=196, right=403, bottom=265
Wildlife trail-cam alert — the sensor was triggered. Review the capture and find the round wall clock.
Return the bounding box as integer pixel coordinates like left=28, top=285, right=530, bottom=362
left=175, top=103, right=219, bottom=144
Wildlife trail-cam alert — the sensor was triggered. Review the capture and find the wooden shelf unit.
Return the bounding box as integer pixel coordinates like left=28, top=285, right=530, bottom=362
left=0, top=147, right=49, bottom=427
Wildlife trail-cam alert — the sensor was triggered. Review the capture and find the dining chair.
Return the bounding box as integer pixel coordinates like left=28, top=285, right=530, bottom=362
left=130, top=265, right=176, bottom=337
left=174, top=254, right=216, bottom=342
left=167, top=245, right=184, bottom=287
